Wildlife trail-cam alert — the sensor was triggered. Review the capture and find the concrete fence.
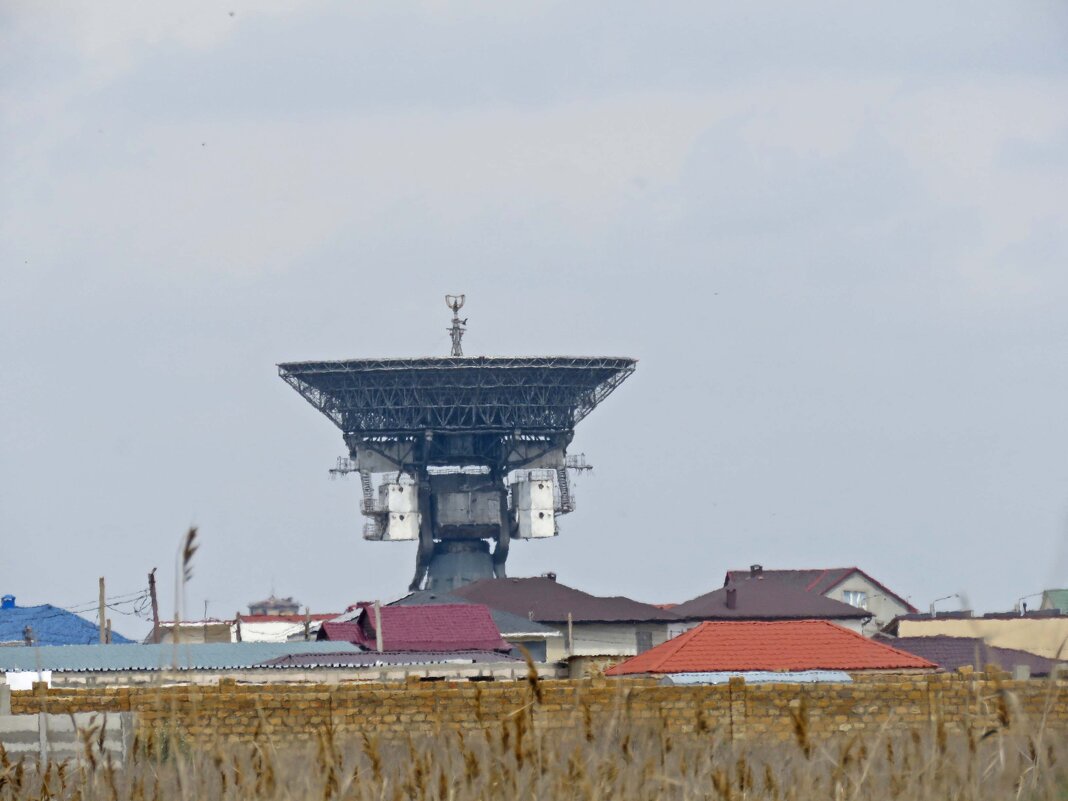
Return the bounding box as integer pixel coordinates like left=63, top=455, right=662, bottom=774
left=0, top=707, right=133, bottom=763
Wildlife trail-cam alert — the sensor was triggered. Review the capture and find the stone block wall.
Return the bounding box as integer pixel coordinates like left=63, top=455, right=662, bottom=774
left=10, top=672, right=1067, bottom=744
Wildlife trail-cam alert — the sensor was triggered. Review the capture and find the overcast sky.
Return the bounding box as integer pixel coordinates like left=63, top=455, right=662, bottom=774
left=2, top=2, right=1067, bottom=636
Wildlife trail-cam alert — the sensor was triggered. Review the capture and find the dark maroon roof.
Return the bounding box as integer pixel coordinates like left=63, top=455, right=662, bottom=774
left=877, top=635, right=1058, bottom=676
left=317, top=622, right=363, bottom=642
left=673, top=580, right=871, bottom=621
left=724, top=567, right=917, bottom=613
left=451, top=577, right=681, bottom=624
left=317, top=604, right=510, bottom=652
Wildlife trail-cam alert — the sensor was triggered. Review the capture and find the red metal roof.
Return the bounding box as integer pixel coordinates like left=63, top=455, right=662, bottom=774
left=317, top=604, right=510, bottom=652
left=605, top=620, right=937, bottom=675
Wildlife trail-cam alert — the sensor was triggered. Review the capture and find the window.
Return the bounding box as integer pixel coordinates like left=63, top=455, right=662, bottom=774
left=843, top=590, right=868, bottom=609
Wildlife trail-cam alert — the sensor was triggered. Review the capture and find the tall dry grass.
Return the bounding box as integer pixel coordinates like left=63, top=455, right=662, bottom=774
left=1, top=682, right=1066, bottom=801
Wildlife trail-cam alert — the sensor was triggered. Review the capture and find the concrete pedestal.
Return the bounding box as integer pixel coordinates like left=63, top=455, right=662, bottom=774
left=426, top=540, right=494, bottom=592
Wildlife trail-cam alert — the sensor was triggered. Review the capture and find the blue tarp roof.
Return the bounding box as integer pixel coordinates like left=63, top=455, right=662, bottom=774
left=0, top=604, right=132, bottom=646
left=0, top=641, right=364, bottom=673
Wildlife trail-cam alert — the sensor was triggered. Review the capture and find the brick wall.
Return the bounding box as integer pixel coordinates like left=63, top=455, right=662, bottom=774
left=10, top=671, right=1067, bottom=743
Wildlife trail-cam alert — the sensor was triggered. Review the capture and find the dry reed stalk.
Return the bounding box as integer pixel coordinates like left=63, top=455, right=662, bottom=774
left=790, top=696, right=812, bottom=759
left=5, top=687, right=1068, bottom=801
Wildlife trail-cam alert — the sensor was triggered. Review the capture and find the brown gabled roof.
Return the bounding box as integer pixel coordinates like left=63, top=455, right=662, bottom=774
left=673, top=580, right=871, bottom=621
left=605, top=620, right=937, bottom=675
left=451, top=577, right=681, bottom=624
left=724, top=567, right=917, bottom=613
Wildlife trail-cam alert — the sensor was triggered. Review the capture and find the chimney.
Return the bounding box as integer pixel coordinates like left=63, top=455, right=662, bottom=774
left=725, top=587, right=738, bottom=610
left=749, top=565, right=763, bottom=579
left=543, top=572, right=557, bottom=582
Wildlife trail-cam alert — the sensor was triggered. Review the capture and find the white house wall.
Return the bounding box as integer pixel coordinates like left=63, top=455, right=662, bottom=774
left=236, top=622, right=311, bottom=643
left=543, top=622, right=676, bottom=660
left=825, top=575, right=910, bottom=634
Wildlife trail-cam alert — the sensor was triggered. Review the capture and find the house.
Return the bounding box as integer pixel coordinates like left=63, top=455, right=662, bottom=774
left=0, top=595, right=131, bottom=646
left=247, top=594, right=301, bottom=616
left=236, top=612, right=339, bottom=643
left=876, top=635, right=1059, bottom=678
left=388, top=590, right=561, bottom=661
left=1040, top=589, right=1068, bottom=613
left=605, top=620, right=937, bottom=679
left=318, top=603, right=511, bottom=652
left=887, top=610, right=1068, bottom=660
left=722, top=565, right=916, bottom=633
left=152, top=620, right=234, bottom=644
left=148, top=600, right=345, bottom=644
left=450, top=576, right=685, bottom=673
left=672, top=579, right=872, bottom=632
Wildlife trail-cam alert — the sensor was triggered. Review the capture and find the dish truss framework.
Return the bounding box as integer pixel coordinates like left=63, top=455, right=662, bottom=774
left=279, top=342, right=635, bottom=591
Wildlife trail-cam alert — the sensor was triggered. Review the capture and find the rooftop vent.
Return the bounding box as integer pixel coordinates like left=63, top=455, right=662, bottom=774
left=542, top=572, right=557, bottom=582
left=1, top=595, right=14, bottom=610
left=749, top=564, right=763, bottom=578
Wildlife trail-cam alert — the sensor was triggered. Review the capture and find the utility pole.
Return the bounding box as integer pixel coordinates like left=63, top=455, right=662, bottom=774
left=98, top=577, right=106, bottom=644
left=303, top=606, right=312, bottom=641
left=373, top=601, right=384, bottom=652
left=567, top=612, right=574, bottom=658
left=105, top=619, right=112, bottom=644
left=148, top=568, right=161, bottom=644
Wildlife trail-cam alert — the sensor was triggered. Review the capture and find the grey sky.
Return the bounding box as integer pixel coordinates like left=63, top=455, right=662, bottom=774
left=2, top=2, right=1067, bottom=635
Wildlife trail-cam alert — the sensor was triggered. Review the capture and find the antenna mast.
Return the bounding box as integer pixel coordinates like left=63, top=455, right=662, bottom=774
left=445, top=294, right=466, bottom=357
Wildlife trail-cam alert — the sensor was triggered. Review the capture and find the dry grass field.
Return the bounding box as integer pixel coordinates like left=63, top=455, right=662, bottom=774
left=2, top=686, right=1066, bottom=801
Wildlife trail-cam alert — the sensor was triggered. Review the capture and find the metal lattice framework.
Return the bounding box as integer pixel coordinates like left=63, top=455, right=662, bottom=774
left=277, top=356, right=636, bottom=435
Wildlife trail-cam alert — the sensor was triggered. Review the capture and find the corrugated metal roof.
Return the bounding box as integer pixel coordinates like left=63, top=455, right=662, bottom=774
left=261, top=650, right=523, bottom=668
left=0, top=641, right=362, bottom=673
left=660, top=670, right=854, bottom=685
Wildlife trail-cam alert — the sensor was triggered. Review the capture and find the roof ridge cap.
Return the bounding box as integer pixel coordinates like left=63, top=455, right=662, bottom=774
left=804, top=570, right=830, bottom=592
